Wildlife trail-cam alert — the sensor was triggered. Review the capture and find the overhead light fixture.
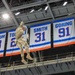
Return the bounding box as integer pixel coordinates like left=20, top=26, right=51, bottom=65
left=45, top=6, right=49, bottom=10
left=68, top=13, right=73, bottom=15
left=2, top=13, right=10, bottom=20
left=30, top=9, right=35, bottom=13
left=15, top=12, right=20, bottom=16
left=63, top=1, right=68, bottom=6
left=38, top=8, right=42, bottom=11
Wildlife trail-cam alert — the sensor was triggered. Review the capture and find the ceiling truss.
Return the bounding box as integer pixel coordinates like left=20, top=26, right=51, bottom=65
left=0, top=0, right=74, bottom=31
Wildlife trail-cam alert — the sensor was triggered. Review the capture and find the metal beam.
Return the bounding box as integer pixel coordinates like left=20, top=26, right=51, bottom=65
left=47, top=0, right=61, bottom=3
left=9, top=0, right=13, bottom=7
left=72, top=0, right=75, bottom=11
left=45, top=0, right=55, bottom=19
left=11, top=0, right=61, bottom=11
left=0, top=0, right=61, bottom=13
left=11, top=1, right=46, bottom=11
left=72, top=0, right=75, bottom=5
left=47, top=3, right=55, bottom=19
left=2, top=0, right=19, bottom=27
left=15, top=3, right=75, bottom=24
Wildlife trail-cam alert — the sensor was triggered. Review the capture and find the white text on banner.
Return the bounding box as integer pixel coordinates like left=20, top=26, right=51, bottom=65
left=53, top=18, right=75, bottom=47
left=0, top=32, right=6, bottom=57
left=6, top=30, right=27, bottom=56
left=30, top=22, right=51, bottom=52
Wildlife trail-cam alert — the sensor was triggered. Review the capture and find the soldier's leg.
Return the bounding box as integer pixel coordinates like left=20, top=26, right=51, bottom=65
left=16, top=42, right=27, bottom=64
left=21, top=37, right=33, bottom=60
left=24, top=41, right=33, bottom=60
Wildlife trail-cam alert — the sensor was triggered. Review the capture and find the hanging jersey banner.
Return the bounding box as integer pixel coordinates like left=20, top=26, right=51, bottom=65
left=30, top=22, right=51, bottom=52
left=6, top=29, right=27, bottom=56
left=53, top=18, right=75, bottom=47
left=0, top=32, right=6, bottom=57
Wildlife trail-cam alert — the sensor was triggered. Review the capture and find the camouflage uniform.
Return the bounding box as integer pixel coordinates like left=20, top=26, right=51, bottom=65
left=15, top=21, right=33, bottom=64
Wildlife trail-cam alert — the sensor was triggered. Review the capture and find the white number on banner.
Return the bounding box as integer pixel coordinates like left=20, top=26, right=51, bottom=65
left=35, top=32, right=45, bottom=42
left=30, top=22, right=51, bottom=51
left=58, top=27, right=70, bottom=37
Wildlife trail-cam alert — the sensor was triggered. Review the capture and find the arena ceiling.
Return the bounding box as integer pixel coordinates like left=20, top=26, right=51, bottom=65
left=0, top=0, right=74, bottom=31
